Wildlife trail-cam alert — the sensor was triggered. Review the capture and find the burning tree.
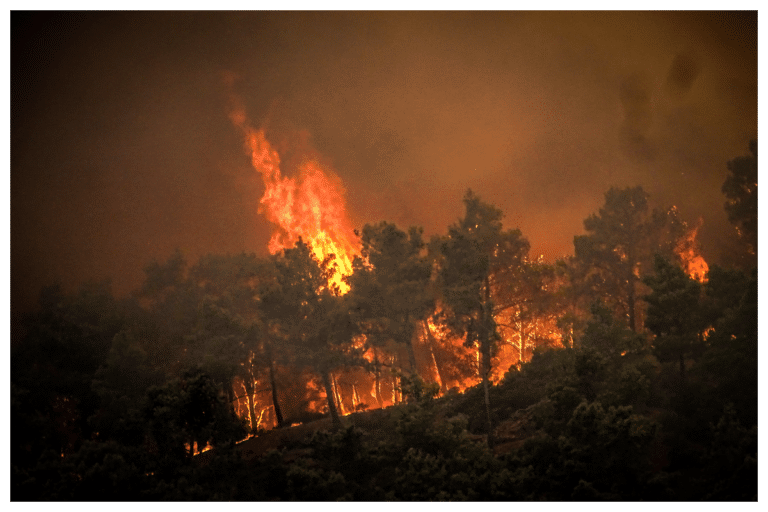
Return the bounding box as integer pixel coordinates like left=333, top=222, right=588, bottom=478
left=493, top=256, right=567, bottom=373
left=432, top=190, right=530, bottom=440
left=347, top=222, right=435, bottom=403
left=259, top=240, right=362, bottom=429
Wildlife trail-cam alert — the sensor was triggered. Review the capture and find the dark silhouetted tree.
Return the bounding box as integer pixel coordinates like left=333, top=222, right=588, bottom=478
left=12, top=280, right=128, bottom=459
left=144, top=368, right=247, bottom=462
left=433, top=190, right=529, bottom=441
left=260, top=240, right=361, bottom=429
left=642, top=255, right=704, bottom=377
left=139, top=251, right=277, bottom=432
left=722, top=139, right=757, bottom=255
left=571, top=186, right=686, bottom=332
left=348, top=222, right=434, bottom=401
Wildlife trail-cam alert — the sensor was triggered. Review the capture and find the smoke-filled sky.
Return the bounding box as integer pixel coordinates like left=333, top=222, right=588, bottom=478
left=11, top=11, right=757, bottom=313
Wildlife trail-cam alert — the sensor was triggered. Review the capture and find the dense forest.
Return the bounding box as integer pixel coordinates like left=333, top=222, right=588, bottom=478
left=11, top=141, right=756, bottom=501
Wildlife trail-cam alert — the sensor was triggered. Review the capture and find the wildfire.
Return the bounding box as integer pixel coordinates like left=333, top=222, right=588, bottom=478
left=223, top=81, right=565, bottom=429
left=676, top=219, right=709, bottom=283
left=228, top=105, right=358, bottom=293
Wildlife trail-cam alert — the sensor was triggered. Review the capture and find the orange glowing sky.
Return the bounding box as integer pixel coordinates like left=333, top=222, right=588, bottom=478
left=11, top=11, right=757, bottom=314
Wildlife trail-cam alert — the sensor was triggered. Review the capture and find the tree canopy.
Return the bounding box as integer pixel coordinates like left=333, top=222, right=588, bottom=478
left=722, top=139, right=757, bottom=254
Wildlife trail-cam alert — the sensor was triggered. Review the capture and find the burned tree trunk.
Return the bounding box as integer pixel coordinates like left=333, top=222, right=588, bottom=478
left=423, top=319, right=448, bottom=394
left=242, top=376, right=258, bottom=433
left=404, top=313, right=419, bottom=377
left=373, top=348, right=384, bottom=408
left=332, top=372, right=345, bottom=415
left=321, top=370, right=342, bottom=430
left=482, top=275, right=494, bottom=447
left=268, top=358, right=284, bottom=428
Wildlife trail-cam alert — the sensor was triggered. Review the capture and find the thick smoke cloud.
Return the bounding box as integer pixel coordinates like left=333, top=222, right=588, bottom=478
left=11, top=11, right=757, bottom=314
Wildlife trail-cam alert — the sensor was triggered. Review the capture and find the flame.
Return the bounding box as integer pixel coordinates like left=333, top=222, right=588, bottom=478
left=228, top=106, right=358, bottom=293
left=676, top=219, right=709, bottom=283
left=222, top=83, right=575, bottom=428
left=186, top=441, right=213, bottom=456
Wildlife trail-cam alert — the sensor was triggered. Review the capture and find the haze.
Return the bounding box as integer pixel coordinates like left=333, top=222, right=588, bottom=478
left=11, top=11, right=757, bottom=314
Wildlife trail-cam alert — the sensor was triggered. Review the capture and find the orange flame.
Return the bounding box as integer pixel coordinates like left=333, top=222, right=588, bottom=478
left=676, top=219, right=709, bottom=283
left=228, top=106, right=358, bottom=293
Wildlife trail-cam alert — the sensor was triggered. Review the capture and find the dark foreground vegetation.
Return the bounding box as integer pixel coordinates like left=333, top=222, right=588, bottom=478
left=11, top=142, right=756, bottom=500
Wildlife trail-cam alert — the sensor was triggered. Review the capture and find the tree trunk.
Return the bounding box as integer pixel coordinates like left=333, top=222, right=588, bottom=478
left=393, top=354, right=401, bottom=404
left=268, top=358, right=284, bottom=428
left=481, top=339, right=494, bottom=447
left=628, top=276, right=637, bottom=332
left=373, top=348, right=383, bottom=408
left=332, top=373, right=345, bottom=415
left=321, top=371, right=342, bottom=430
left=483, top=275, right=494, bottom=447
left=423, top=320, right=448, bottom=393
left=405, top=314, right=419, bottom=377
left=242, top=376, right=258, bottom=434
left=352, top=383, right=359, bottom=411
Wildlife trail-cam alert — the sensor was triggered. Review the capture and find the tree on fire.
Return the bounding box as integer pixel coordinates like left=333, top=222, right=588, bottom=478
left=347, top=222, right=435, bottom=403
left=10, top=176, right=757, bottom=500
left=570, top=186, right=686, bottom=332
left=493, top=257, right=566, bottom=367
left=260, top=239, right=362, bottom=429
left=432, top=189, right=530, bottom=440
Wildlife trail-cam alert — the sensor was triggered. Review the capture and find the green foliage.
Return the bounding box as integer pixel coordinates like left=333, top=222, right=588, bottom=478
left=702, top=264, right=750, bottom=322
left=508, top=401, right=657, bottom=500
left=696, top=267, right=757, bottom=426
left=643, top=255, right=704, bottom=374
left=611, top=364, right=652, bottom=407
left=90, top=331, right=164, bottom=445
left=144, top=368, right=247, bottom=463
left=433, top=190, right=530, bottom=437
left=434, top=190, right=529, bottom=350
left=260, top=239, right=362, bottom=428
left=12, top=183, right=757, bottom=501
left=700, top=404, right=758, bottom=500
left=348, top=221, right=434, bottom=375
left=571, top=186, right=685, bottom=332
left=140, top=249, right=187, bottom=298
left=580, top=302, right=645, bottom=357
left=722, top=139, right=757, bottom=254
left=12, top=280, right=130, bottom=461
left=395, top=370, right=440, bottom=404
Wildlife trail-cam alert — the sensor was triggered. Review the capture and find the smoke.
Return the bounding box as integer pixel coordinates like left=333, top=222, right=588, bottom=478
left=665, top=52, right=701, bottom=97
left=619, top=72, right=655, bottom=162
left=11, top=12, right=757, bottom=314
